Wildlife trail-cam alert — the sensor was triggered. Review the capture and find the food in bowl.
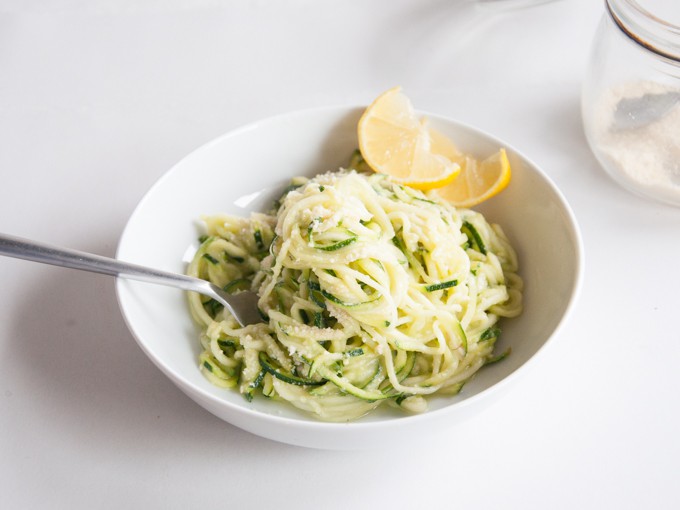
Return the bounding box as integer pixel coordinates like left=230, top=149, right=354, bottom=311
left=185, top=88, right=525, bottom=422
left=187, top=168, right=522, bottom=421
left=116, top=99, right=582, bottom=448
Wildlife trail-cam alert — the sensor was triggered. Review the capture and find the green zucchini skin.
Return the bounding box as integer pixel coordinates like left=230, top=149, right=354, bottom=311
left=462, top=221, right=487, bottom=255
left=258, top=352, right=325, bottom=387
left=423, top=280, right=458, bottom=292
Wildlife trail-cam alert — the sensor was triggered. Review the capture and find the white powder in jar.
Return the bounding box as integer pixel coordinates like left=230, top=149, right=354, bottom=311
left=592, top=80, right=680, bottom=205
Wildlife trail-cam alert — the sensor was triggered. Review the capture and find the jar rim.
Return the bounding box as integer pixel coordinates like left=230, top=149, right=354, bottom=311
left=607, top=0, right=680, bottom=62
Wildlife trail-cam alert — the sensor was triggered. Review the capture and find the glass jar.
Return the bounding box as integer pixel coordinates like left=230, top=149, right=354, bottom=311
left=582, top=0, right=680, bottom=207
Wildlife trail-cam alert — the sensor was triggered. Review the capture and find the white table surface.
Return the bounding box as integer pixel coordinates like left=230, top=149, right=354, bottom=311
left=2, top=1, right=679, bottom=508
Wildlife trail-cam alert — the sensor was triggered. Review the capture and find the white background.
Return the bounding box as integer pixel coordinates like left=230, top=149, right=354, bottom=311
left=1, top=1, right=679, bottom=508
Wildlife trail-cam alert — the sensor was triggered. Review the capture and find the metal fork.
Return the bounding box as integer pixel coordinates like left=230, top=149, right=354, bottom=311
left=0, top=233, right=262, bottom=327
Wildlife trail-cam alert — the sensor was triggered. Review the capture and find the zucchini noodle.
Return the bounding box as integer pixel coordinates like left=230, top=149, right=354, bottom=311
left=187, top=169, right=522, bottom=421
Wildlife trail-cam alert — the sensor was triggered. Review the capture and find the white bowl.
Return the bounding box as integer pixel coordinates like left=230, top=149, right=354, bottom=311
left=116, top=106, right=584, bottom=450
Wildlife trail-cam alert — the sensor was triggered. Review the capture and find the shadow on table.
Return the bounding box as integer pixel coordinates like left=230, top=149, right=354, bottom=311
left=5, top=229, right=307, bottom=463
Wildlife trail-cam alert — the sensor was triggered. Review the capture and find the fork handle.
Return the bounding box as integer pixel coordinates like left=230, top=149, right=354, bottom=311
left=0, top=233, right=263, bottom=326
left=0, top=233, right=205, bottom=291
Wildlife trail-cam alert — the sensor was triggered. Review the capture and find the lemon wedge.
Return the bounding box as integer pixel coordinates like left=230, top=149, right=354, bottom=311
left=433, top=148, right=512, bottom=208
left=357, top=87, right=461, bottom=190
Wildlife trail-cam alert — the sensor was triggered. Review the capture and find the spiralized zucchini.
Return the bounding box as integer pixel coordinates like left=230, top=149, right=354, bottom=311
left=187, top=169, right=522, bottom=421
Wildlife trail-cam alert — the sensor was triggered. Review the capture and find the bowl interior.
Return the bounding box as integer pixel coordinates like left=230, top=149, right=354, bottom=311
left=116, top=106, right=582, bottom=432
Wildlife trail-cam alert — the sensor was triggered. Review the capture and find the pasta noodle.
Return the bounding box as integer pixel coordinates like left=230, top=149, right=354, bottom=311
left=187, top=169, right=522, bottom=421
